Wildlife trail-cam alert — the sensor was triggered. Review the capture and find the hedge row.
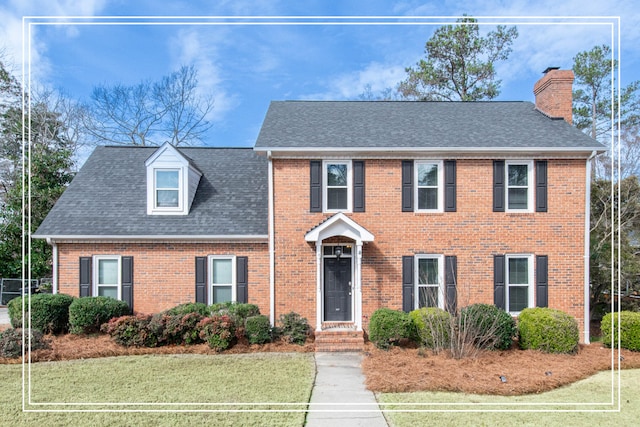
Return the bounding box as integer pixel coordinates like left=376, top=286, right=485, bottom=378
left=601, top=311, right=640, bottom=351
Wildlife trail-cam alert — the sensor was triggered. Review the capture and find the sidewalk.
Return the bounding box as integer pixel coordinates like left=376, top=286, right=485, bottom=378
left=0, top=307, right=9, bottom=325
left=306, top=352, right=388, bottom=427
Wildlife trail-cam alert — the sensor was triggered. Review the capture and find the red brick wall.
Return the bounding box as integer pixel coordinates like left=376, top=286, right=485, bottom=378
left=56, top=242, right=269, bottom=315
left=534, top=69, right=575, bottom=125
left=272, top=158, right=587, bottom=338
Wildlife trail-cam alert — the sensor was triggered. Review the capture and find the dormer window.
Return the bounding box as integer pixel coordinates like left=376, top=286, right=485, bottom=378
left=145, top=142, right=202, bottom=216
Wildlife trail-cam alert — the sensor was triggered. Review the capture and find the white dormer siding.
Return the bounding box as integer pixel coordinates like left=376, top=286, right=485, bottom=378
left=145, top=142, right=202, bottom=215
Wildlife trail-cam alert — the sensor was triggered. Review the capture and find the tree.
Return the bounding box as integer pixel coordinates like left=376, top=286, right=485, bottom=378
left=83, top=65, right=214, bottom=146
left=398, top=16, right=518, bottom=101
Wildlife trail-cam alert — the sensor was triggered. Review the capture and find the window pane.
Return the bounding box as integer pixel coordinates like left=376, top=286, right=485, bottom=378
left=418, top=258, right=439, bottom=285
left=98, top=259, right=118, bottom=285
left=508, top=188, right=528, bottom=209
left=212, top=259, right=232, bottom=284
left=418, top=164, right=438, bottom=186
left=156, top=170, right=179, bottom=188
left=213, top=286, right=232, bottom=304
left=157, top=190, right=179, bottom=207
left=508, top=164, right=528, bottom=186
left=418, top=286, right=439, bottom=308
left=509, top=286, right=528, bottom=312
left=98, top=286, right=118, bottom=299
left=327, top=188, right=348, bottom=210
left=327, top=164, right=347, bottom=186
left=418, top=188, right=438, bottom=210
left=508, top=258, right=529, bottom=284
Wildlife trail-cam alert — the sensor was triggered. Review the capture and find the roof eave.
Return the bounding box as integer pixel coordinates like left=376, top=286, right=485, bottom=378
left=33, top=234, right=269, bottom=243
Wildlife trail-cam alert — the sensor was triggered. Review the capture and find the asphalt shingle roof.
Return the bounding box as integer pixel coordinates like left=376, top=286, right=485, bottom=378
left=254, top=101, right=604, bottom=151
left=34, top=146, right=268, bottom=238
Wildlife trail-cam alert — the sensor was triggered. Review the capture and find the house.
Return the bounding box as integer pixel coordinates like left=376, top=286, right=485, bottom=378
left=34, top=68, right=604, bottom=349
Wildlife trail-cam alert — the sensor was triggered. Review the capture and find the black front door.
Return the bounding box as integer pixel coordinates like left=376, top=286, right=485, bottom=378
left=324, top=257, right=352, bottom=321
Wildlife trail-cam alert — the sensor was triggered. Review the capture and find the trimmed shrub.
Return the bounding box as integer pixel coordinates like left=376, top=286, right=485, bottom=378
left=210, top=302, right=260, bottom=323
left=101, top=315, right=156, bottom=347
left=0, top=328, right=48, bottom=358
left=8, top=293, right=75, bottom=334
left=518, top=307, right=580, bottom=354
left=198, top=315, right=237, bottom=351
left=601, top=311, right=640, bottom=351
left=245, top=315, right=272, bottom=345
left=68, top=297, right=131, bottom=334
left=368, top=308, right=415, bottom=350
left=410, top=307, right=451, bottom=351
left=277, top=312, right=310, bottom=345
left=148, top=312, right=205, bottom=345
left=164, top=302, right=209, bottom=317
left=459, top=303, right=516, bottom=351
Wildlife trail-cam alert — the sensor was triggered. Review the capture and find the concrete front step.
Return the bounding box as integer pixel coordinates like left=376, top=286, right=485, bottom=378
left=314, top=329, right=365, bottom=352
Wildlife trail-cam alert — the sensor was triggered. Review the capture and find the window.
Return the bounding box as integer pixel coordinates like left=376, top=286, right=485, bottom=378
left=323, top=161, right=352, bottom=212
left=155, top=169, right=181, bottom=209
left=415, top=161, right=443, bottom=212
left=209, top=256, right=236, bottom=305
left=94, top=256, right=121, bottom=300
left=506, top=255, right=533, bottom=313
left=506, top=161, right=533, bottom=212
left=415, top=255, right=444, bottom=309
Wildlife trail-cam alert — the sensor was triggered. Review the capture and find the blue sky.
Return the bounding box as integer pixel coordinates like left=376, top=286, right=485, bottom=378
left=1, top=0, right=638, bottom=152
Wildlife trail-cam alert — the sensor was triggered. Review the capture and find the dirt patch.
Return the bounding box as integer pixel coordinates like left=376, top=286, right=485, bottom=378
left=362, top=342, right=640, bottom=395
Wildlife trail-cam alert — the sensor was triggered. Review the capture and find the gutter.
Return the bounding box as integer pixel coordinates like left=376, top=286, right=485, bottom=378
left=267, top=151, right=275, bottom=326
left=46, top=238, right=58, bottom=294
left=584, top=150, right=597, bottom=344
left=32, top=235, right=269, bottom=243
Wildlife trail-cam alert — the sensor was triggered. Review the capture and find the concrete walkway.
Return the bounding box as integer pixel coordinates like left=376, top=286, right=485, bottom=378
left=0, top=307, right=9, bottom=325
left=306, top=352, right=388, bottom=427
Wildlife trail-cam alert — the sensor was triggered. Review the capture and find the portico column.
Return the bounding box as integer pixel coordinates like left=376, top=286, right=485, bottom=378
left=315, top=243, right=322, bottom=332
left=355, top=242, right=363, bottom=331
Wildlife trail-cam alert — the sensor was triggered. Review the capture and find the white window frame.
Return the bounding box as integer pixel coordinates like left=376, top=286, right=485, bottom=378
left=505, top=160, right=534, bottom=213
left=323, top=160, right=352, bottom=213
left=153, top=168, right=183, bottom=212
left=414, top=254, right=444, bottom=310
left=208, top=255, right=236, bottom=305
left=93, top=255, right=121, bottom=300
left=414, top=160, right=444, bottom=213
left=505, top=254, right=534, bottom=315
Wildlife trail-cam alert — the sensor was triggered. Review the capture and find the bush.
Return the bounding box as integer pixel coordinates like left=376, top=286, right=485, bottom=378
left=410, top=307, right=451, bottom=351
left=101, top=315, right=156, bottom=347
left=164, top=302, right=210, bottom=316
left=68, top=297, right=131, bottom=334
left=601, top=311, right=640, bottom=351
left=0, top=328, right=49, bottom=358
left=8, top=293, right=75, bottom=334
left=210, top=302, right=260, bottom=323
left=277, top=312, right=310, bottom=345
left=459, top=303, right=516, bottom=351
left=198, top=315, right=237, bottom=351
left=148, top=312, right=205, bottom=345
left=368, top=308, right=415, bottom=350
left=518, top=307, right=580, bottom=354
left=245, top=315, right=272, bottom=345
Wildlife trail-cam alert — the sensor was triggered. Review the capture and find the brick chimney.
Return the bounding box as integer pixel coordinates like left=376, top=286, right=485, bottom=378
left=533, top=67, right=575, bottom=125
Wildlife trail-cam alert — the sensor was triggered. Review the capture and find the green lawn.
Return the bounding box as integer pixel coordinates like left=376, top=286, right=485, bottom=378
left=1, top=353, right=315, bottom=426
left=378, top=369, right=640, bottom=427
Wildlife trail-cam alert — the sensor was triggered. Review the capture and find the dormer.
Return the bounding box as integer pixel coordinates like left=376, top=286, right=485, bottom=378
left=145, top=142, right=202, bottom=215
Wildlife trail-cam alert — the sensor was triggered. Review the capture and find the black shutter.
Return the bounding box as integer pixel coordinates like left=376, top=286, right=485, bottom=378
left=195, top=257, right=207, bottom=304
left=444, top=160, right=457, bottom=212
left=79, top=257, right=92, bottom=297
left=536, top=255, right=548, bottom=307
left=402, top=161, right=413, bottom=212
left=121, top=256, right=134, bottom=312
left=445, top=256, right=457, bottom=313
left=236, top=256, right=248, bottom=304
left=310, top=160, right=322, bottom=212
left=353, top=161, right=365, bottom=212
left=402, top=256, right=414, bottom=312
left=494, top=255, right=506, bottom=310
left=493, top=161, right=505, bottom=212
left=536, top=161, right=548, bottom=212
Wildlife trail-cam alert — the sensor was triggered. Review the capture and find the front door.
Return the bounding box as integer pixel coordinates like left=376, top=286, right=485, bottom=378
left=324, top=257, right=352, bottom=321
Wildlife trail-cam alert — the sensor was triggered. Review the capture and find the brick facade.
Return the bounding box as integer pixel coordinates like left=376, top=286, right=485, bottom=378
left=56, top=242, right=269, bottom=316
left=272, top=158, right=587, bottom=338
left=533, top=68, right=575, bottom=124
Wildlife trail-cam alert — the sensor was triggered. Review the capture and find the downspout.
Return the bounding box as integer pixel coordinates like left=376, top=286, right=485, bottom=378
left=584, top=151, right=597, bottom=344
left=47, top=238, right=58, bottom=294
left=267, top=151, right=275, bottom=326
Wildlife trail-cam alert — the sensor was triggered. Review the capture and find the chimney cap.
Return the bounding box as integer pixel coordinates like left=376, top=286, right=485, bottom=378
left=542, top=66, right=560, bottom=74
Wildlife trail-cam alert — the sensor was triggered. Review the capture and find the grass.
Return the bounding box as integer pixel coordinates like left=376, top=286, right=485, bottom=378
left=1, top=353, right=315, bottom=426
left=378, top=369, right=640, bottom=426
